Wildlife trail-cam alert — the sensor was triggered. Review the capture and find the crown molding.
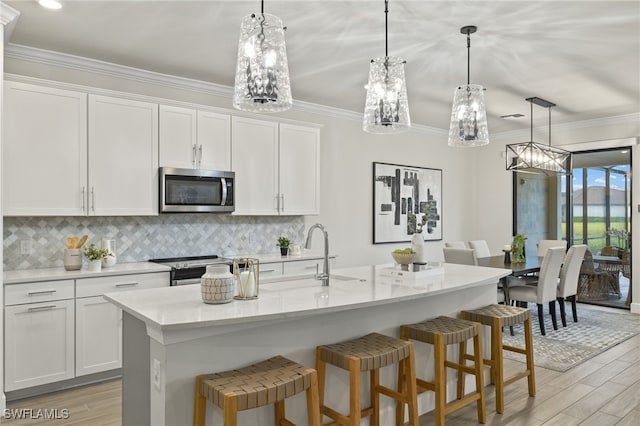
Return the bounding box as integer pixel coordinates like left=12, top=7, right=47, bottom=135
left=491, top=112, right=640, bottom=142
left=5, top=43, right=447, bottom=136
left=1, top=3, right=20, bottom=42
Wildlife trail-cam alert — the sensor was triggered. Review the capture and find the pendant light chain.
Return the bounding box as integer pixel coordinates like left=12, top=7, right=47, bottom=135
left=384, top=0, right=389, bottom=57
left=466, top=30, right=471, bottom=85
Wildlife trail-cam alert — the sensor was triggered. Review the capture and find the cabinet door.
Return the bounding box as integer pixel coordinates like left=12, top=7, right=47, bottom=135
left=231, top=117, right=279, bottom=215
left=3, top=81, right=87, bottom=216
left=279, top=124, right=321, bottom=215
left=159, top=105, right=197, bottom=169
left=197, top=110, right=231, bottom=171
left=76, top=296, right=122, bottom=376
left=4, top=300, right=75, bottom=391
left=88, top=95, right=159, bottom=215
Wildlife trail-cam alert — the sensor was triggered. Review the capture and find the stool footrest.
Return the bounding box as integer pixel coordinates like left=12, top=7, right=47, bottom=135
left=444, top=393, right=482, bottom=415
left=504, top=370, right=532, bottom=386
left=503, top=344, right=527, bottom=355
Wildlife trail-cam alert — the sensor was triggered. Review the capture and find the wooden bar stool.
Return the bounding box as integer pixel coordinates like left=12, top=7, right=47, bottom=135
left=193, top=355, right=320, bottom=426
left=316, top=332, right=419, bottom=426
left=460, top=304, right=535, bottom=414
left=400, top=315, right=486, bottom=426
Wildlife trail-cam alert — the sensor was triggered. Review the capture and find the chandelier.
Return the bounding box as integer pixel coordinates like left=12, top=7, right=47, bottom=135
left=233, top=0, right=292, bottom=112
left=363, top=0, right=410, bottom=133
left=447, top=26, right=489, bottom=147
left=506, top=97, right=572, bottom=175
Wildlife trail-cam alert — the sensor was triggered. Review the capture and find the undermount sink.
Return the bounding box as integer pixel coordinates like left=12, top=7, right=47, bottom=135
left=260, top=274, right=362, bottom=291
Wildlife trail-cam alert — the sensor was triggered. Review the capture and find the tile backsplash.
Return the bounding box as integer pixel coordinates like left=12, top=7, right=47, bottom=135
left=3, top=215, right=305, bottom=270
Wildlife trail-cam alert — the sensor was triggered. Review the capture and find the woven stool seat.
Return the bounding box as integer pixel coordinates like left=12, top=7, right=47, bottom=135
left=461, top=304, right=530, bottom=328
left=316, top=332, right=419, bottom=426
left=401, top=315, right=479, bottom=345
left=317, top=332, right=411, bottom=372
left=461, top=304, right=535, bottom=414
left=194, top=355, right=320, bottom=426
left=400, top=316, right=486, bottom=426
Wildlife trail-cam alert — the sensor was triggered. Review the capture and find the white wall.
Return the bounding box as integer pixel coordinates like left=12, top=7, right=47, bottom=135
left=3, top=50, right=640, bottom=312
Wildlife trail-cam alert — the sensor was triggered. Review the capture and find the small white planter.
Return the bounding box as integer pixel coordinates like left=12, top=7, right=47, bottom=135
left=88, top=259, right=102, bottom=272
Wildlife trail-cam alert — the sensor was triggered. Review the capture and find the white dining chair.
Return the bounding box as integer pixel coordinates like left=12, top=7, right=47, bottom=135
left=508, top=247, right=565, bottom=335
left=557, top=244, right=587, bottom=326
left=445, top=241, right=467, bottom=248
left=468, top=240, right=491, bottom=258
left=537, top=239, right=567, bottom=257
left=443, top=247, right=478, bottom=265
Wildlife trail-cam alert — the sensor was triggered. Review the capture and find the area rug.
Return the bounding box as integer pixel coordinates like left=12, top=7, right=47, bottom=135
left=502, top=307, right=640, bottom=372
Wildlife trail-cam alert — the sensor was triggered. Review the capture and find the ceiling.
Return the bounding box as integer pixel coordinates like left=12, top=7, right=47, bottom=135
left=4, top=0, right=640, bottom=133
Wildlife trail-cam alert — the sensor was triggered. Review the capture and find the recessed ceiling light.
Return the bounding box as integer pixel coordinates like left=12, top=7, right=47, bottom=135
left=500, top=113, right=525, bottom=119
left=38, top=0, right=62, bottom=10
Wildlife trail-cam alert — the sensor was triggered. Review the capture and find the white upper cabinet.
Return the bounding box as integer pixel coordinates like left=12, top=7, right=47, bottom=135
left=3, top=81, right=88, bottom=216
left=159, top=105, right=231, bottom=170
left=159, top=105, right=197, bottom=169
left=279, top=124, right=320, bottom=215
left=88, top=94, right=159, bottom=216
left=231, top=117, right=320, bottom=216
left=232, top=116, right=280, bottom=215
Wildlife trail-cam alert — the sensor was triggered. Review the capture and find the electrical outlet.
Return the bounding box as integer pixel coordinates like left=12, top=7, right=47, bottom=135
left=20, top=239, right=32, bottom=255
left=152, top=358, right=161, bottom=390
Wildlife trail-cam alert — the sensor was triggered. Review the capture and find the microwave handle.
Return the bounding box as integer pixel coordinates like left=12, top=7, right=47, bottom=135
left=221, top=178, right=227, bottom=206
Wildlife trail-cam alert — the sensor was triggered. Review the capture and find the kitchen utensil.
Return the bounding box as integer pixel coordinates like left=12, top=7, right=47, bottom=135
left=76, top=235, right=88, bottom=249
left=64, top=237, right=75, bottom=249
left=70, top=236, right=79, bottom=249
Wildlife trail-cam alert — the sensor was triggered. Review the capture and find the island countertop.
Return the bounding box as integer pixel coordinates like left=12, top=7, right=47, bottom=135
left=104, top=263, right=510, bottom=334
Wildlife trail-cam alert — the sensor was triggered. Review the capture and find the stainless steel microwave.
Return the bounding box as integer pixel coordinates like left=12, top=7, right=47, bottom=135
left=160, top=167, right=235, bottom=213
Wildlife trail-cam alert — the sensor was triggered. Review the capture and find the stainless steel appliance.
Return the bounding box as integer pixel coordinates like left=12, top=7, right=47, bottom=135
left=160, top=167, right=235, bottom=213
left=149, top=255, right=233, bottom=286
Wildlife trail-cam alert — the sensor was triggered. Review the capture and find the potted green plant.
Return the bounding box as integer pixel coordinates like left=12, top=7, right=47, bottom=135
left=83, top=243, right=111, bottom=272
left=511, top=233, right=527, bottom=263
left=276, top=236, right=291, bottom=256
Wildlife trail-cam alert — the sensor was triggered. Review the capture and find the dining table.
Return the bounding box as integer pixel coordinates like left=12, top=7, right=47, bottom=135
left=477, top=255, right=543, bottom=304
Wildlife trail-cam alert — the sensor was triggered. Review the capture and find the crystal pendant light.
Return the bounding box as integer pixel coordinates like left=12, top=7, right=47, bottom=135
left=447, top=26, right=489, bottom=147
left=233, top=0, right=292, bottom=112
left=363, top=0, right=410, bottom=133
left=506, top=97, right=572, bottom=175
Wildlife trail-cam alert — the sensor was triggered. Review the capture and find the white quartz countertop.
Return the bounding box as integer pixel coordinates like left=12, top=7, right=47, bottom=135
left=3, top=262, right=171, bottom=284
left=104, top=263, right=509, bottom=332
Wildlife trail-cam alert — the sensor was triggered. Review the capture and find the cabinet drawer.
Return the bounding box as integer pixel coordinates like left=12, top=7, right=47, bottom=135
left=257, top=262, right=282, bottom=278
left=283, top=258, right=335, bottom=276
left=5, top=280, right=75, bottom=306
left=76, top=272, right=169, bottom=298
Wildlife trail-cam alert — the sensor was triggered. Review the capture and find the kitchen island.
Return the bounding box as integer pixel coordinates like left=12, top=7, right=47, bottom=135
left=104, top=263, right=510, bottom=426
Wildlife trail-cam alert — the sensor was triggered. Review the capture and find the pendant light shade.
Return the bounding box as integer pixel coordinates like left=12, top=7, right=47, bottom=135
left=363, top=0, right=410, bottom=133
left=448, top=26, right=489, bottom=147
left=233, top=1, right=292, bottom=112
left=506, top=97, right=572, bottom=175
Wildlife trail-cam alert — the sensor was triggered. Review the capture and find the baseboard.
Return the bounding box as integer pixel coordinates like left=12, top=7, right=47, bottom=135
left=5, top=370, right=121, bottom=402
left=1, top=392, right=6, bottom=413
left=630, top=302, right=640, bottom=314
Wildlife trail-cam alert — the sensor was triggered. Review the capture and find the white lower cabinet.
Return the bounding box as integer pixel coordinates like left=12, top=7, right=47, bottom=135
left=75, top=296, right=122, bottom=376
left=4, top=299, right=75, bottom=391
left=4, top=272, right=169, bottom=391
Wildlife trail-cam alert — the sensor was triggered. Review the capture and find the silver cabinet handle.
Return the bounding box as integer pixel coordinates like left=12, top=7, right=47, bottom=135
left=28, top=289, right=57, bottom=296
left=192, top=144, right=197, bottom=168
left=91, top=187, right=95, bottom=212
left=115, top=282, right=139, bottom=288
left=280, top=194, right=285, bottom=212
left=260, top=269, right=276, bottom=273
left=28, top=305, right=57, bottom=312
left=276, top=194, right=280, bottom=211
left=304, top=265, right=318, bottom=270
left=81, top=186, right=86, bottom=212
left=198, top=145, right=203, bottom=168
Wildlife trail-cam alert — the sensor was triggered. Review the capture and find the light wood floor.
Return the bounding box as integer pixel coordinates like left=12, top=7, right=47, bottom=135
left=5, top=307, right=639, bottom=425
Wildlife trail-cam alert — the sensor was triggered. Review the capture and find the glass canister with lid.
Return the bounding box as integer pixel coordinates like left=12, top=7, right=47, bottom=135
left=201, top=265, right=235, bottom=304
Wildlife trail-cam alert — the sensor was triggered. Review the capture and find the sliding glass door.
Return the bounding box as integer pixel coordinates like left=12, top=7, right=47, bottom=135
left=514, top=146, right=632, bottom=309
